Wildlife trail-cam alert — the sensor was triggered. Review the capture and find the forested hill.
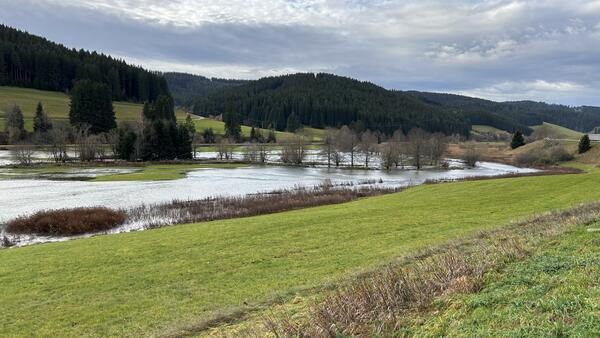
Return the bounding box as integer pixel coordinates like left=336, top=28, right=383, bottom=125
left=0, top=24, right=170, bottom=102
left=407, top=91, right=600, bottom=134
left=164, top=72, right=247, bottom=106
left=193, top=73, right=472, bottom=136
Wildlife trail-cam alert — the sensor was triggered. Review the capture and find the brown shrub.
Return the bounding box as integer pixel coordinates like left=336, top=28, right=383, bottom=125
left=6, top=207, right=126, bottom=236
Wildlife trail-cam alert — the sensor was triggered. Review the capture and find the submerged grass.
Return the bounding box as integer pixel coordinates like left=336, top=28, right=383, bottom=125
left=2, top=165, right=600, bottom=336
left=92, top=163, right=246, bottom=181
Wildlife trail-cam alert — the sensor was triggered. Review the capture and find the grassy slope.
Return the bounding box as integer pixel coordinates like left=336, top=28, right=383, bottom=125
left=409, top=227, right=600, bottom=337
left=531, top=122, right=583, bottom=139
left=192, top=118, right=324, bottom=141
left=0, top=86, right=323, bottom=140
left=472, top=124, right=511, bottom=135
left=2, top=167, right=600, bottom=336
left=0, top=86, right=187, bottom=130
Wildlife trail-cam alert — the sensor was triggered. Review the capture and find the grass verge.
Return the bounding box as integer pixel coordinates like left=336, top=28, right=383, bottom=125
left=263, top=203, right=600, bottom=337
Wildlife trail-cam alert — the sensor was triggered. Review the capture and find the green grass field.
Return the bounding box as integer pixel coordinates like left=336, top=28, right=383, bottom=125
left=531, top=122, right=583, bottom=139
left=0, top=86, right=324, bottom=141
left=2, top=165, right=600, bottom=336
left=409, top=226, right=600, bottom=337
left=0, top=86, right=188, bottom=131
left=472, top=124, right=511, bottom=136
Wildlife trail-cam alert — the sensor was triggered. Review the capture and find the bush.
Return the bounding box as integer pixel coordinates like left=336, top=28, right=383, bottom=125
left=6, top=207, right=126, bottom=236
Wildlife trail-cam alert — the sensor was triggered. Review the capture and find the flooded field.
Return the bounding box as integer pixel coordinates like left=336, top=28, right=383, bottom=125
left=0, top=161, right=537, bottom=224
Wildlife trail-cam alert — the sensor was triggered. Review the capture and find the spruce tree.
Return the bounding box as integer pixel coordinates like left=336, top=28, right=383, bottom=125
left=5, top=104, right=25, bottom=143
left=510, top=130, right=525, bottom=149
left=286, top=113, right=301, bottom=132
left=69, top=80, right=116, bottom=133
left=33, top=102, right=52, bottom=133
left=223, top=102, right=241, bottom=141
left=578, top=134, right=591, bottom=154
left=203, top=128, right=215, bottom=144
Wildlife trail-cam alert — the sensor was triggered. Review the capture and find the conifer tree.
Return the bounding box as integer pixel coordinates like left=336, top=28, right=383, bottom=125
left=510, top=130, right=525, bottom=149
left=578, top=134, right=591, bottom=154
left=69, top=80, right=116, bottom=133
left=33, top=102, right=52, bottom=133
left=223, top=102, right=241, bottom=141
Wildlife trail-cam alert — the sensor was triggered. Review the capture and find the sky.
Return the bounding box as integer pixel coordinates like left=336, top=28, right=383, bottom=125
left=2, top=0, right=600, bottom=105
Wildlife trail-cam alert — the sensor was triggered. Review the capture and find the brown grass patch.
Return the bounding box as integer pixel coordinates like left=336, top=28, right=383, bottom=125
left=6, top=207, right=126, bottom=236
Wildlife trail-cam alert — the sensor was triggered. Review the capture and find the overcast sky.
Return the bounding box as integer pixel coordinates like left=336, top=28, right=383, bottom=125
left=2, top=0, right=600, bottom=105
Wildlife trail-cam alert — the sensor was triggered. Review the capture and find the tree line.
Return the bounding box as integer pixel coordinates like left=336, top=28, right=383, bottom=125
left=0, top=24, right=170, bottom=102
left=4, top=80, right=193, bottom=164
left=194, top=73, right=471, bottom=137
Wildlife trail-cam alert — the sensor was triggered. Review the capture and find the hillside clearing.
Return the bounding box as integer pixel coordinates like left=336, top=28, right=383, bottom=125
left=0, top=86, right=187, bottom=131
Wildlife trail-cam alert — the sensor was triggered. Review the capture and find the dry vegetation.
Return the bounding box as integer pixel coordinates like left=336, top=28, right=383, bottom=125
left=6, top=207, right=126, bottom=236
left=261, top=203, right=600, bottom=337
left=130, top=185, right=400, bottom=229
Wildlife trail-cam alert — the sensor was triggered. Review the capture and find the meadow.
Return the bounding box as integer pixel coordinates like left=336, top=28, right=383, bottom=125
left=0, top=86, right=323, bottom=140
left=0, top=86, right=187, bottom=130
left=2, top=164, right=600, bottom=336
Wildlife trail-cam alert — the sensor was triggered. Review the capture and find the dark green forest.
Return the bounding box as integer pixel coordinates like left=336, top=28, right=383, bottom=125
left=194, top=73, right=472, bottom=136
left=0, top=24, right=170, bottom=102
left=164, top=72, right=246, bottom=106
left=408, top=91, right=600, bottom=133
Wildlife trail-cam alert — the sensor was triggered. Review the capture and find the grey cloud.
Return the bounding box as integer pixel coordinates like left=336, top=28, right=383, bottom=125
left=1, top=0, right=600, bottom=105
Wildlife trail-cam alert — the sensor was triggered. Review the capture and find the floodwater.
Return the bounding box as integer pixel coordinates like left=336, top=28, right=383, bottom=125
left=0, top=160, right=537, bottom=224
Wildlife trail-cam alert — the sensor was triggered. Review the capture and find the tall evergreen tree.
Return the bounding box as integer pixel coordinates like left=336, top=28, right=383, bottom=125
left=5, top=104, right=25, bottom=143
left=286, top=113, right=301, bottom=132
left=69, top=80, right=116, bottom=133
left=152, top=95, right=176, bottom=121
left=33, top=102, right=52, bottom=133
left=223, top=102, right=241, bottom=141
left=510, top=130, right=525, bottom=149
left=578, top=134, right=591, bottom=154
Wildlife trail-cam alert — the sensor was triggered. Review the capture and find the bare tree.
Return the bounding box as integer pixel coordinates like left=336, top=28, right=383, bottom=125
left=380, top=141, right=399, bottom=171
left=74, top=125, right=100, bottom=162
left=428, top=133, right=448, bottom=166
left=337, top=125, right=359, bottom=167
left=106, top=129, right=120, bottom=159
left=13, top=142, right=35, bottom=166
left=359, top=130, right=378, bottom=168
left=216, top=137, right=234, bottom=160
left=391, top=130, right=406, bottom=168
left=257, top=143, right=269, bottom=163
left=48, top=123, right=70, bottom=163
left=280, top=133, right=307, bottom=165
left=242, top=143, right=259, bottom=163
left=321, top=128, right=337, bottom=168
left=463, top=142, right=481, bottom=167
left=407, top=128, right=428, bottom=170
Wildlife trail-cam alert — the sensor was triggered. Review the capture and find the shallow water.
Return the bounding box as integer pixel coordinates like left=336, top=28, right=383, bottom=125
left=0, top=161, right=537, bottom=224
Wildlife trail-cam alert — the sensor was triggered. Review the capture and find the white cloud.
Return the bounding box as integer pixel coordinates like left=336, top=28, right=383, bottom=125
left=458, top=80, right=600, bottom=104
